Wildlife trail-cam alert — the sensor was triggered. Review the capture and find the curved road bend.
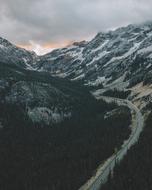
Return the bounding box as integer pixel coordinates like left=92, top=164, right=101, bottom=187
left=79, top=96, right=144, bottom=190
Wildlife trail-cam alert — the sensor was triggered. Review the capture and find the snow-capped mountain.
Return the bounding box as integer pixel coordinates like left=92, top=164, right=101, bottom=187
left=0, top=37, right=38, bottom=69
left=1, top=21, right=152, bottom=121
left=1, top=22, right=152, bottom=90
left=38, top=22, right=152, bottom=89
left=0, top=36, right=102, bottom=125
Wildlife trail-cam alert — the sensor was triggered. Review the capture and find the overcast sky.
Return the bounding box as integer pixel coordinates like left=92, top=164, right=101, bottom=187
left=0, top=0, right=152, bottom=54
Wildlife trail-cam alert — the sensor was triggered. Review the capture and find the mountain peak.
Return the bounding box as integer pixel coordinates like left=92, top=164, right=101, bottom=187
left=0, top=36, right=38, bottom=69
left=36, top=22, right=152, bottom=89
left=72, top=40, right=87, bottom=47
left=0, top=37, right=13, bottom=47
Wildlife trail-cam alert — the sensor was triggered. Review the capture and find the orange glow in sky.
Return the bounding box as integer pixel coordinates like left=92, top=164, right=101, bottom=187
left=17, top=40, right=74, bottom=55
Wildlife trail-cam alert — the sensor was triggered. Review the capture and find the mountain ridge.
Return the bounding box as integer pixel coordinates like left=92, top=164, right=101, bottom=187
left=1, top=21, right=152, bottom=112
left=36, top=22, right=152, bottom=89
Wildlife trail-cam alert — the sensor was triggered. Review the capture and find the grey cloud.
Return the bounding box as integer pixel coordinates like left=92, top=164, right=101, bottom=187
left=0, top=0, right=152, bottom=46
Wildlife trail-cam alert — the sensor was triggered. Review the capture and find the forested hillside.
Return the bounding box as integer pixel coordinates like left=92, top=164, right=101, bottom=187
left=101, top=112, right=152, bottom=190
left=0, top=99, right=131, bottom=190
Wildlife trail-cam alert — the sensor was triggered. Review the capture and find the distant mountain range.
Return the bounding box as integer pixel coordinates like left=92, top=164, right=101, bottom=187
left=0, top=38, right=97, bottom=125
left=1, top=22, right=152, bottom=88
left=1, top=21, right=152, bottom=124
left=37, top=22, right=152, bottom=89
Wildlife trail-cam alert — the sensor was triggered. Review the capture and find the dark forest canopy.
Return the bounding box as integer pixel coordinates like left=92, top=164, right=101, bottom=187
left=0, top=100, right=131, bottom=190
left=101, top=112, right=152, bottom=190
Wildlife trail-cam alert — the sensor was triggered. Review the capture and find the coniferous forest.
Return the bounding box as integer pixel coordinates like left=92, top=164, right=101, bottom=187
left=0, top=100, right=131, bottom=190
left=1, top=5, right=152, bottom=190
left=101, top=112, right=152, bottom=190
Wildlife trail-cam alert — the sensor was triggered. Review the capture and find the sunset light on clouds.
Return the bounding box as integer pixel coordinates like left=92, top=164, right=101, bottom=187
left=1, top=0, right=152, bottom=54
left=18, top=41, right=74, bottom=55
left=1, top=1, right=152, bottom=189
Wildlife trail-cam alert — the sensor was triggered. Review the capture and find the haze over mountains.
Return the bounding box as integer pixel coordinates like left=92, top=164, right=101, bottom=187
left=0, top=20, right=135, bottom=189
left=1, top=20, right=152, bottom=190
left=0, top=22, right=152, bottom=126
left=38, top=22, right=152, bottom=87
left=2, top=0, right=152, bottom=189
left=1, top=22, right=152, bottom=86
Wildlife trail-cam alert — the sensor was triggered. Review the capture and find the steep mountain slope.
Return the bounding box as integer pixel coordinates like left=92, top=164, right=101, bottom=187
left=0, top=39, right=133, bottom=190
left=1, top=21, right=152, bottom=123
left=38, top=22, right=152, bottom=89
left=0, top=37, right=38, bottom=69
left=0, top=61, right=99, bottom=125
left=0, top=24, right=144, bottom=190
left=1, top=22, right=152, bottom=90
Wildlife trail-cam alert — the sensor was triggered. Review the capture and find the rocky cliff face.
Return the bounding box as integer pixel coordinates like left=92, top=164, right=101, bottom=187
left=0, top=37, right=38, bottom=69
left=38, top=22, right=152, bottom=89
left=1, top=22, right=152, bottom=125
left=1, top=22, right=152, bottom=89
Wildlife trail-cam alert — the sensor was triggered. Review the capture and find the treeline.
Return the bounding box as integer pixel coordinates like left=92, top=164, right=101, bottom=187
left=0, top=100, right=131, bottom=190
left=101, top=112, right=152, bottom=190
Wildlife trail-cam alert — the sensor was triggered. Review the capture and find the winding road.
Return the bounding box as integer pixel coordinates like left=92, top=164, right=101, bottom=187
left=79, top=96, right=144, bottom=190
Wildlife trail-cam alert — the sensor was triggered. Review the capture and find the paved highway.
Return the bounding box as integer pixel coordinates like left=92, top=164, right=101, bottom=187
left=79, top=96, right=144, bottom=190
